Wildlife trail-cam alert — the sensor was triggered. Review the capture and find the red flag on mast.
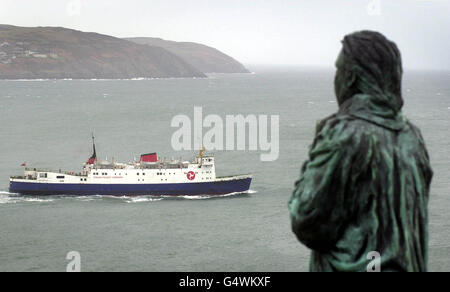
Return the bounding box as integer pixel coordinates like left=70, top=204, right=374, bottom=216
left=20, top=162, right=26, bottom=167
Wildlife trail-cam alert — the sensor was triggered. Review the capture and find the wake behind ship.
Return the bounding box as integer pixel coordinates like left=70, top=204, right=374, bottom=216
left=9, top=137, right=252, bottom=196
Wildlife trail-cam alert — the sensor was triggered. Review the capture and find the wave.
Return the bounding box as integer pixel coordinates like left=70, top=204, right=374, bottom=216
left=178, top=189, right=256, bottom=200
left=70, top=190, right=256, bottom=202
left=0, top=192, right=55, bottom=204
left=0, top=189, right=257, bottom=204
left=125, top=197, right=164, bottom=203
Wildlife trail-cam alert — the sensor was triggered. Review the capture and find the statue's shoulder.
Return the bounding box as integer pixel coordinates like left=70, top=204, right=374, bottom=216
left=402, top=117, right=430, bottom=156
left=404, top=118, right=424, bottom=138
left=319, top=113, right=371, bottom=137
left=314, top=114, right=370, bottom=148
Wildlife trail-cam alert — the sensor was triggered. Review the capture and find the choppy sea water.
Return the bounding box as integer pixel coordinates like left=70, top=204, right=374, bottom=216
left=0, top=67, right=449, bottom=271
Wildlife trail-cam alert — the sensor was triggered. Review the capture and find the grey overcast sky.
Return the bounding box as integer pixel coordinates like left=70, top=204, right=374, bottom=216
left=0, top=0, right=449, bottom=70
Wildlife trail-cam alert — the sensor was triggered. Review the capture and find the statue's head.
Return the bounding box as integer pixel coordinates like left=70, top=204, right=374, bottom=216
left=334, top=31, right=403, bottom=111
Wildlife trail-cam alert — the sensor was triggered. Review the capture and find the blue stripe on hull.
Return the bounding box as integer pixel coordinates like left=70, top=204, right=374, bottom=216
left=9, top=178, right=252, bottom=196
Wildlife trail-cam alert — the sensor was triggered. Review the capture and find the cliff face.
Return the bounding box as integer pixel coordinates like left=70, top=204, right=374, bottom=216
left=0, top=25, right=206, bottom=79
left=126, top=37, right=250, bottom=74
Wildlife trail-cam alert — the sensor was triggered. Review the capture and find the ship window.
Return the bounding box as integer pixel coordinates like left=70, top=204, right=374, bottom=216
left=57, top=176, right=65, bottom=179
left=137, top=173, right=139, bottom=175
left=143, top=173, right=145, bottom=175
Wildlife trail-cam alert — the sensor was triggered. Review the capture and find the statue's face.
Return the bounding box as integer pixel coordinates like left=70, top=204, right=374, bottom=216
left=334, top=49, right=346, bottom=105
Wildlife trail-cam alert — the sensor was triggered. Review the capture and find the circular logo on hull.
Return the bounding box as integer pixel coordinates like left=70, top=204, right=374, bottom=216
left=187, top=171, right=196, bottom=181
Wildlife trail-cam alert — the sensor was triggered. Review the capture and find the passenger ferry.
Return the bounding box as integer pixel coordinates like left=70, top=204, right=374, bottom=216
left=9, top=136, right=252, bottom=196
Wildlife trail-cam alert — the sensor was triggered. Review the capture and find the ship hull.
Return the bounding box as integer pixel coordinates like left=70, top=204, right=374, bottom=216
left=9, top=177, right=252, bottom=196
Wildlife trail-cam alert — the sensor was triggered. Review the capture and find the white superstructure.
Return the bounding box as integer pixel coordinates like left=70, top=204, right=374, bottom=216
left=19, top=149, right=218, bottom=185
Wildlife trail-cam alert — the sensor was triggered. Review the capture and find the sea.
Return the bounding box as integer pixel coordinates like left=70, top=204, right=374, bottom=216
left=0, top=66, right=449, bottom=272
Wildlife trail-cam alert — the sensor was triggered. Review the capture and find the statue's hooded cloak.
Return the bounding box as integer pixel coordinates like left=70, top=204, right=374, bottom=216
left=289, top=31, right=433, bottom=272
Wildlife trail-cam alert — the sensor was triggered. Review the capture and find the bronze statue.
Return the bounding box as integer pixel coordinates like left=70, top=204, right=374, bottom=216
left=289, top=31, right=433, bottom=272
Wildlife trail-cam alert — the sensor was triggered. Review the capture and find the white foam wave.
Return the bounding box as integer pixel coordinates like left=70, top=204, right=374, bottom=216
left=0, top=189, right=256, bottom=204
left=179, top=190, right=255, bottom=200
left=73, top=196, right=97, bottom=202
left=0, top=191, right=14, bottom=195
left=125, top=197, right=164, bottom=203
left=73, top=195, right=163, bottom=203
left=0, top=193, right=55, bottom=204
left=180, top=195, right=209, bottom=200
left=22, top=198, right=55, bottom=203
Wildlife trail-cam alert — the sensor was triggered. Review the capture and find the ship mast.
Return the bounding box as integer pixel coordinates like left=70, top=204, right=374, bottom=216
left=198, top=145, right=205, bottom=167
left=92, top=133, right=96, bottom=161
left=199, top=146, right=205, bottom=159
left=87, top=132, right=97, bottom=165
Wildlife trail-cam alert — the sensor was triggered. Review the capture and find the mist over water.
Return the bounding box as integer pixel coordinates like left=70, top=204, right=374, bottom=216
left=0, top=67, right=449, bottom=271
